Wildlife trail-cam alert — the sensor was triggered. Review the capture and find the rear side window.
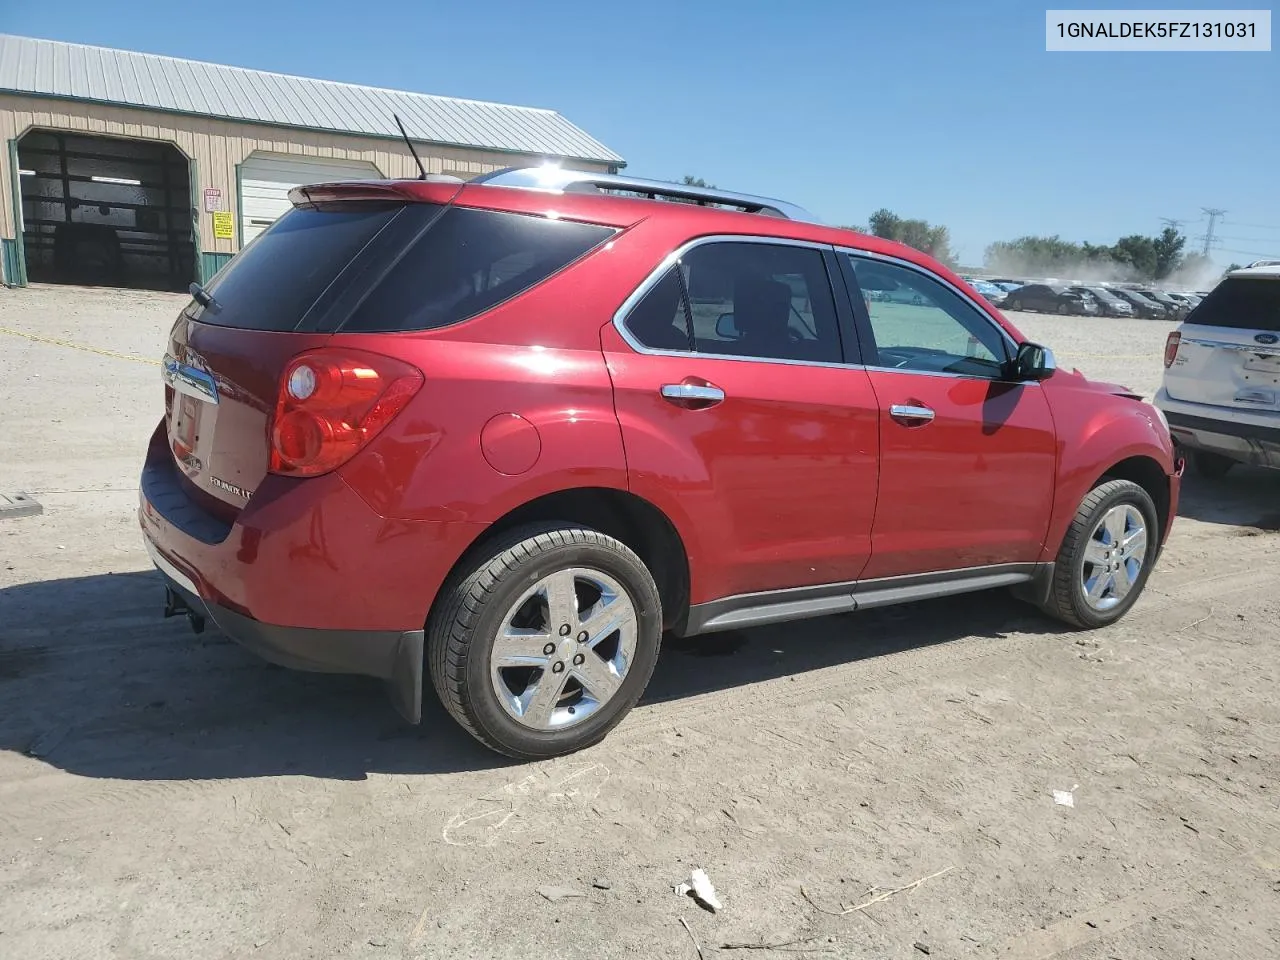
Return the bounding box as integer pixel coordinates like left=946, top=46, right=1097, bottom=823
left=1186, top=277, right=1280, bottom=330
left=343, top=208, right=615, bottom=332
left=623, top=268, right=694, bottom=351
left=196, top=204, right=401, bottom=331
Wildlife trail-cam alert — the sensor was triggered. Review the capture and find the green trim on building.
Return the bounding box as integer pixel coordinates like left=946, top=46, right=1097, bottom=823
left=5, top=139, right=29, bottom=287
left=234, top=162, right=243, bottom=251
left=2, top=238, right=24, bottom=287
left=199, top=252, right=233, bottom=282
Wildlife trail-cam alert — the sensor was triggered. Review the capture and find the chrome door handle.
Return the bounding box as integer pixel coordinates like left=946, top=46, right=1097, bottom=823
left=661, top=383, right=725, bottom=405
left=889, top=403, right=935, bottom=423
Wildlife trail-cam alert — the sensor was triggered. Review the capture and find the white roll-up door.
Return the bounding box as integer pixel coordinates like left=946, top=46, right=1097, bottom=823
left=239, top=153, right=382, bottom=245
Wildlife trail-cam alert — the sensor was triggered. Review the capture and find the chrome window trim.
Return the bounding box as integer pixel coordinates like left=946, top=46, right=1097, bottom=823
left=611, top=234, right=855, bottom=370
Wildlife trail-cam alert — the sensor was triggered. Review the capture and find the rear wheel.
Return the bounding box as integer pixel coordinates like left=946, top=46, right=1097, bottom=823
left=1057, top=303, right=1071, bottom=315
left=427, top=523, right=662, bottom=759
left=1039, top=479, right=1159, bottom=629
left=1190, top=449, right=1235, bottom=480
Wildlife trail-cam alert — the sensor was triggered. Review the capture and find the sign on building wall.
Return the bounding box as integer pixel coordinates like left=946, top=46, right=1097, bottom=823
left=212, top=211, right=235, bottom=240
left=203, top=187, right=224, bottom=213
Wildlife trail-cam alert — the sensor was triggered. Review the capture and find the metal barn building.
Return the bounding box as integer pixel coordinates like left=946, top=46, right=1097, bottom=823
left=0, top=35, right=624, bottom=290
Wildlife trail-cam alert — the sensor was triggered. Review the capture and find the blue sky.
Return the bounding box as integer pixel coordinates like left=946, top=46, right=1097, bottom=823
left=11, top=0, right=1279, bottom=265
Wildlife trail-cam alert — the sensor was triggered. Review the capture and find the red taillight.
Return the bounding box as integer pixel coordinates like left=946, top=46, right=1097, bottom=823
left=269, top=348, right=423, bottom=477
left=1163, top=331, right=1182, bottom=369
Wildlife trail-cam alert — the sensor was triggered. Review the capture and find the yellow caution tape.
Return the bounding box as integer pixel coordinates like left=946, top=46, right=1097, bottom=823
left=0, top=325, right=160, bottom=366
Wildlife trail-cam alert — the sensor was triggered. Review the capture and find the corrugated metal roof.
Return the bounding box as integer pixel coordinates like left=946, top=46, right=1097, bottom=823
left=0, top=35, right=625, bottom=165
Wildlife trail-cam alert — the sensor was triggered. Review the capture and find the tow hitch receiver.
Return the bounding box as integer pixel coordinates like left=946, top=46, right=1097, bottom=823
left=164, top=586, right=206, bottom=634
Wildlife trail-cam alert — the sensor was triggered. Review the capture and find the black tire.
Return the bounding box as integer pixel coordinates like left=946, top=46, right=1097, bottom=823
left=427, top=523, right=662, bottom=760
left=1190, top=449, right=1235, bottom=480
left=1038, top=479, right=1160, bottom=629
left=1057, top=303, right=1070, bottom=315
left=1009, top=299, right=1024, bottom=312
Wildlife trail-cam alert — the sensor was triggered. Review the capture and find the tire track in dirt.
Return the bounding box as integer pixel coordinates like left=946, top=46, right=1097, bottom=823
left=2, top=550, right=1274, bottom=835
left=614, top=558, right=1279, bottom=745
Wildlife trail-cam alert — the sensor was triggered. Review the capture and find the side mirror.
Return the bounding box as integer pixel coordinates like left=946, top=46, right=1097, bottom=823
left=716, top=311, right=739, bottom=339
left=1009, top=342, right=1056, bottom=382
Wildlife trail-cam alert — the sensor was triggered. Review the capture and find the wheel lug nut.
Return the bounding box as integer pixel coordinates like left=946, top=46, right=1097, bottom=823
left=552, top=661, right=565, bottom=674
left=573, top=653, right=585, bottom=666
left=543, top=643, right=556, bottom=655
left=559, top=624, right=571, bottom=636
left=577, top=631, right=589, bottom=643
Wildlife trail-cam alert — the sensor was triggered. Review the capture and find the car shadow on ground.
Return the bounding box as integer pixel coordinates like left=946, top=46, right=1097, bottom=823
left=1176, top=465, right=1280, bottom=530
left=0, top=569, right=1063, bottom=783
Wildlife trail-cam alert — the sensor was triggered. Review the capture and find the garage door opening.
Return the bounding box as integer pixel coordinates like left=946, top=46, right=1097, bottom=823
left=240, top=152, right=382, bottom=244
left=17, top=131, right=196, bottom=291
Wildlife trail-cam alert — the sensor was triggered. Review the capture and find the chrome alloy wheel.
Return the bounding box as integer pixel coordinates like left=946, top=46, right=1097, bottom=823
left=1080, top=503, right=1148, bottom=612
left=490, top=567, right=638, bottom=730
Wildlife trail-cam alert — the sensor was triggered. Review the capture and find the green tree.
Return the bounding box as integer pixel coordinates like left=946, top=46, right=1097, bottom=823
left=866, top=208, right=955, bottom=266
left=1225, top=262, right=1243, bottom=275
left=682, top=175, right=716, bottom=188
left=984, top=235, right=1090, bottom=274
left=1151, top=226, right=1187, bottom=279
left=1110, top=235, right=1159, bottom=278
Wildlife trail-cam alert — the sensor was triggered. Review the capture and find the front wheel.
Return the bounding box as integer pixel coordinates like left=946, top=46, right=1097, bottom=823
left=427, top=523, right=662, bottom=759
left=1057, top=303, right=1071, bottom=315
left=1038, top=479, right=1159, bottom=629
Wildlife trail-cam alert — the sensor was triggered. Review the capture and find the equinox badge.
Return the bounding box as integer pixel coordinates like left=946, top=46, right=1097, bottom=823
left=210, top=476, right=252, bottom=500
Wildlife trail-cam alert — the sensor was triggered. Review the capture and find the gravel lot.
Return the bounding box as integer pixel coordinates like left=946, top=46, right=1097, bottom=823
left=2, top=285, right=1278, bottom=960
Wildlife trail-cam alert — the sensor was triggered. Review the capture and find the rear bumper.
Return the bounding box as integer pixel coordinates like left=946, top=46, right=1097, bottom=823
left=1154, top=390, right=1280, bottom=469
left=148, top=537, right=425, bottom=720
left=138, top=422, right=486, bottom=722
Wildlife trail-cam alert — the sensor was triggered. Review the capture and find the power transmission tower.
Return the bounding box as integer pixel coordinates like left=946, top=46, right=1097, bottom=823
left=1159, top=217, right=1186, bottom=232
left=1200, top=208, right=1227, bottom=256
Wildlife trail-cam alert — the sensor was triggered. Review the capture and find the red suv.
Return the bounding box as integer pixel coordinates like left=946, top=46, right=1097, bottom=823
left=141, top=167, right=1182, bottom=759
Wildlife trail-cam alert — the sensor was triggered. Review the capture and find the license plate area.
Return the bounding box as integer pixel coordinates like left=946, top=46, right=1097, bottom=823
left=1242, top=353, right=1280, bottom=375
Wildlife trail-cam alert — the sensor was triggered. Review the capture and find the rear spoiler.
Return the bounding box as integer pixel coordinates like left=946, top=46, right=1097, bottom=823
left=288, top=178, right=466, bottom=209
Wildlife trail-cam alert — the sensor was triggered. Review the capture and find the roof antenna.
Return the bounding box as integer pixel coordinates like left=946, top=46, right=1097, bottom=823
left=393, top=114, right=428, bottom=180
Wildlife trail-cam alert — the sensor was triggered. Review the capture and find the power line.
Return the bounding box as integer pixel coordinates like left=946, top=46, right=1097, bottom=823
left=1159, top=217, right=1186, bottom=231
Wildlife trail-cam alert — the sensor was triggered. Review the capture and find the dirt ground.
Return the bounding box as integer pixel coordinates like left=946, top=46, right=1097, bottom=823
left=1, top=285, right=1277, bottom=960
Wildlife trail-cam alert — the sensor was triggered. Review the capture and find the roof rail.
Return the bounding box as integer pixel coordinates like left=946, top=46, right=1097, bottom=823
left=470, top=167, right=820, bottom=223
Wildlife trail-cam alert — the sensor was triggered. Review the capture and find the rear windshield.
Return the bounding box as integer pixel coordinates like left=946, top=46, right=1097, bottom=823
left=195, top=203, right=401, bottom=331
left=342, top=207, right=615, bottom=332
left=1186, top=276, right=1280, bottom=331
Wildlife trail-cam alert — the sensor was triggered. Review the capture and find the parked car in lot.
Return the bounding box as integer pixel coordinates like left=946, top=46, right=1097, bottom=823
left=967, top=279, right=1008, bottom=307
left=1165, top=292, right=1200, bottom=313
left=1139, top=289, right=1189, bottom=321
left=1156, top=262, right=1280, bottom=478
left=141, top=168, right=1181, bottom=758
left=1110, top=288, right=1169, bottom=319
left=1004, top=283, right=1100, bottom=315
left=1069, top=285, right=1134, bottom=318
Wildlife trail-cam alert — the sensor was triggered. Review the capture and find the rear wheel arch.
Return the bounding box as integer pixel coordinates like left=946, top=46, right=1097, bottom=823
left=433, top=487, right=691, bottom=634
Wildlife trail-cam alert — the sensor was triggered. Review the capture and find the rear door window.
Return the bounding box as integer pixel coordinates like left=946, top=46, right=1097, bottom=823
left=342, top=207, right=615, bottom=332
left=1186, top=277, right=1280, bottom=330
left=679, top=242, right=844, bottom=364
left=195, top=203, right=403, bottom=331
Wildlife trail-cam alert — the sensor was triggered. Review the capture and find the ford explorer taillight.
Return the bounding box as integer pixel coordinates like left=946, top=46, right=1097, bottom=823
left=269, top=348, right=423, bottom=477
left=1163, top=331, right=1182, bottom=368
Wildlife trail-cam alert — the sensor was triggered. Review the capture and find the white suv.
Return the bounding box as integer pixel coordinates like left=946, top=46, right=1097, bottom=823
left=1155, top=262, right=1280, bottom=478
